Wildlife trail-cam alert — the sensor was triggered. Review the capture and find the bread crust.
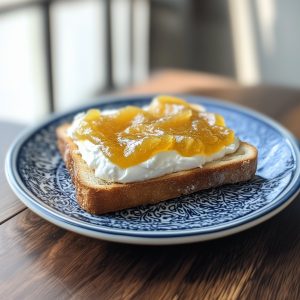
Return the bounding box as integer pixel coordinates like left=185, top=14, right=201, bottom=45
left=56, top=124, right=257, bottom=214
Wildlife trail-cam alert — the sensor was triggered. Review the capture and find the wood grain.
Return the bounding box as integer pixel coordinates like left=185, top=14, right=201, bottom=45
left=1, top=194, right=300, bottom=299
left=124, top=69, right=238, bottom=95
left=0, top=121, right=26, bottom=223
left=1, top=71, right=300, bottom=299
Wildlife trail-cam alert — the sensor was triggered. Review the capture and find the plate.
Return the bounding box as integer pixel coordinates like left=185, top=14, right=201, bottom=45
left=5, top=95, right=300, bottom=245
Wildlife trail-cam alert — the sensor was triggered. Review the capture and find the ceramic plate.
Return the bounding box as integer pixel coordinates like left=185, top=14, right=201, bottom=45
left=5, top=95, right=300, bottom=245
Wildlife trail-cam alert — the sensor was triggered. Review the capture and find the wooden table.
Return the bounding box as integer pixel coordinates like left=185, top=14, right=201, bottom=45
left=1, top=72, right=300, bottom=299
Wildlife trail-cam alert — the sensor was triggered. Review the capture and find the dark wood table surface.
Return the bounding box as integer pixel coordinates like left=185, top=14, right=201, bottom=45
left=1, top=72, right=300, bottom=299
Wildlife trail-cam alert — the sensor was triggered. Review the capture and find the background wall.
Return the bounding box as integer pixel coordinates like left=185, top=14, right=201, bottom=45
left=0, top=0, right=149, bottom=123
left=251, top=0, right=300, bottom=87
left=229, top=0, right=300, bottom=86
left=151, top=0, right=300, bottom=87
left=150, top=1, right=235, bottom=77
left=0, top=0, right=299, bottom=124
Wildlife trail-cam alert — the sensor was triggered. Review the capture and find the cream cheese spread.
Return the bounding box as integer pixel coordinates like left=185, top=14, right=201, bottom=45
left=68, top=111, right=239, bottom=183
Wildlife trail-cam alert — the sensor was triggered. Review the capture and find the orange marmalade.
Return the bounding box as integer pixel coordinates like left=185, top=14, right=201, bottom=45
left=73, top=96, right=235, bottom=168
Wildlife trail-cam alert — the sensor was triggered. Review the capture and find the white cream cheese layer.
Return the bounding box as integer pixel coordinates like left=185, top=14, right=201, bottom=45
left=68, top=111, right=240, bottom=183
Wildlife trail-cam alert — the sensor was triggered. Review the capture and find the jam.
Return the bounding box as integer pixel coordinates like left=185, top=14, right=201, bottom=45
left=74, top=96, right=235, bottom=168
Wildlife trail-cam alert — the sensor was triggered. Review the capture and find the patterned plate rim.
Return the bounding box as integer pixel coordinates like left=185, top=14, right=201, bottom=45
left=5, top=95, right=300, bottom=243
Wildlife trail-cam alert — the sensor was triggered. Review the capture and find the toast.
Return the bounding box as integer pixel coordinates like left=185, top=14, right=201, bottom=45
left=56, top=124, right=257, bottom=214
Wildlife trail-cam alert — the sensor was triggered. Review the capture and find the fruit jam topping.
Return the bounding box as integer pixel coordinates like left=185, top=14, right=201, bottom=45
left=73, top=96, right=235, bottom=168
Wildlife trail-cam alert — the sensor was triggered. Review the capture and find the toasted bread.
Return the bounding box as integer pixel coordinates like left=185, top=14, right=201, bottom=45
left=56, top=124, right=257, bottom=214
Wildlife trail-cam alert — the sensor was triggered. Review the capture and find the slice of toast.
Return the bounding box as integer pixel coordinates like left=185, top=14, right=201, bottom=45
left=56, top=124, right=257, bottom=214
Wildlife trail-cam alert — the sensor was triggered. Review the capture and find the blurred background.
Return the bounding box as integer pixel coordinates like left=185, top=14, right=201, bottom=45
left=1, top=0, right=300, bottom=123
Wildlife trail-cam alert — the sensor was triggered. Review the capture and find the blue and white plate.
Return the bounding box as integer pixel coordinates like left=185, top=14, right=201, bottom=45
left=5, top=95, right=300, bottom=245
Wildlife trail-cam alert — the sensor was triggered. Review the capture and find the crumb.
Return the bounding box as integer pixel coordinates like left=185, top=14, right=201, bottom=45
left=183, top=184, right=196, bottom=194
